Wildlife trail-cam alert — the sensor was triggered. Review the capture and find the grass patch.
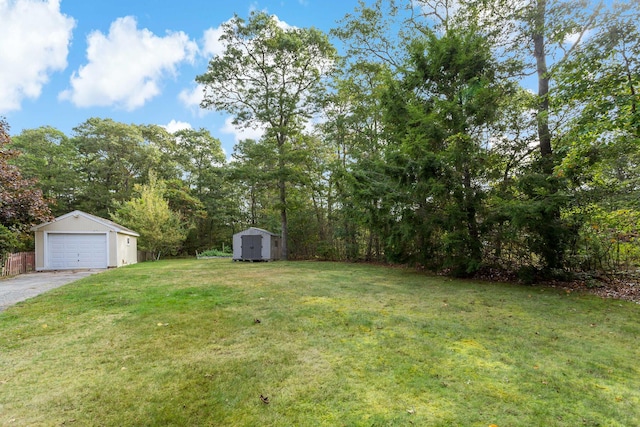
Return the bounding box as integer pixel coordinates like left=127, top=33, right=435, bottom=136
left=1, top=260, right=639, bottom=426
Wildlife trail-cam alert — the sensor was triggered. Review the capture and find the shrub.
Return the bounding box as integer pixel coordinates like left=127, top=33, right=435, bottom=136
left=0, top=224, right=19, bottom=255
left=197, top=248, right=232, bottom=257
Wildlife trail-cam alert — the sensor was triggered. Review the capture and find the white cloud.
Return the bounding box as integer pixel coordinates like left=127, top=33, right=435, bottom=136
left=162, top=119, right=192, bottom=134
left=221, top=117, right=265, bottom=143
left=59, top=16, right=197, bottom=110
left=0, top=0, right=75, bottom=113
left=564, top=29, right=592, bottom=47
left=178, top=84, right=205, bottom=110
left=271, top=14, right=295, bottom=31
left=565, top=33, right=580, bottom=45
left=202, top=23, right=228, bottom=58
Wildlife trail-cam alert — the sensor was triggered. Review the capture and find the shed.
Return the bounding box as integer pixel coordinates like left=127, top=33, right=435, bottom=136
left=232, top=227, right=281, bottom=261
left=32, top=210, right=139, bottom=271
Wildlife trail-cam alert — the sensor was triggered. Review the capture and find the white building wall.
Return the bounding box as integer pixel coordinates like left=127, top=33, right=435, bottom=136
left=117, top=233, right=138, bottom=266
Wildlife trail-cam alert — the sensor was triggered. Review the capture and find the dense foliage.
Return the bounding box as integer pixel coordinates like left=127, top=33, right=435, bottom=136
left=4, top=0, right=639, bottom=277
left=196, top=11, right=338, bottom=259
left=111, top=173, right=189, bottom=259
left=1, top=117, right=52, bottom=252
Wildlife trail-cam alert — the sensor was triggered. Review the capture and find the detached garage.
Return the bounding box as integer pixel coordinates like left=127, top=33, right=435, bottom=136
left=32, top=210, right=139, bottom=271
left=233, top=227, right=281, bottom=261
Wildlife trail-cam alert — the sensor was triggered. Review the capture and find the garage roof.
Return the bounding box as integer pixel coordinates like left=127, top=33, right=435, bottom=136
left=31, top=210, right=140, bottom=236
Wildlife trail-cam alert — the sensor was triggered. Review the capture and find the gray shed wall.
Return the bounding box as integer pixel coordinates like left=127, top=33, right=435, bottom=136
left=232, top=228, right=280, bottom=261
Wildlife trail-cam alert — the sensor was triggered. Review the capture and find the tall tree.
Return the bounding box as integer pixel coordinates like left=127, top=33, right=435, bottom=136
left=172, top=128, right=225, bottom=198
left=382, top=26, right=506, bottom=274
left=518, top=0, right=606, bottom=270
left=0, top=118, right=52, bottom=247
left=550, top=2, right=640, bottom=271
left=111, top=173, right=187, bottom=260
left=9, top=126, right=78, bottom=216
left=331, top=1, right=409, bottom=261
left=71, top=118, right=177, bottom=217
left=555, top=1, right=640, bottom=205
left=229, top=138, right=280, bottom=228
left=320, top=71, right=395, bottom=261
left=421, top=0, right=604, bottom=271
left=196, top=11, right=338, bottom=260
left=170, top=128, right=232, bottom=253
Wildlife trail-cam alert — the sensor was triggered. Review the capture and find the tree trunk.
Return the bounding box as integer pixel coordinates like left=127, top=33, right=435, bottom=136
left=621, top=50, right=639, bottom=137
left=278, top=142, right=288, bottom=260
left=464, top=167, right=482, bottom=266
left=311, top=192, right=326, bottom=242
left=280, top=180, right=288, bottom=260
left=532, top=0, right=564, bottom=270
left=250, top=186, right=257, bottom=225
left=533, top=0, right=553, bottom=165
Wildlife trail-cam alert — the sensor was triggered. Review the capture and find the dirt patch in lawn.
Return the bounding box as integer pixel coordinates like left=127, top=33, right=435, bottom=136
left=549, top=275, right=640, bottom=304
left=474, top=267, right=640, bottom=304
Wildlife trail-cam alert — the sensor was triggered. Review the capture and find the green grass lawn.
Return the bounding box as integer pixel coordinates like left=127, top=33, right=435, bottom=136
left=1, top=260, right=639, bottom=426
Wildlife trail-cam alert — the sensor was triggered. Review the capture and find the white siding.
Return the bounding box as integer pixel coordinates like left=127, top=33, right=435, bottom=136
left=117, top=233, right=137, bottom=266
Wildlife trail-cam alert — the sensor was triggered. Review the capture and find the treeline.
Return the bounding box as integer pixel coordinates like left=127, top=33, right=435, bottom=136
left=3, top=118, right=237, bottom=256
left=2, top=0, right=639, bottom=278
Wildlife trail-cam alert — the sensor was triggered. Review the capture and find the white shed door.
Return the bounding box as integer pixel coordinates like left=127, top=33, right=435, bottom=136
left=47, top=233, right=108, bottom=269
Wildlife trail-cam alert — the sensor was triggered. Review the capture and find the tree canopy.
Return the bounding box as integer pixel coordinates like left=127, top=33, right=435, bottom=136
left=1, top=117, right=52, bottom=250
left=111, top=173, right=188, bottom=260
left=196, top=10, right=338, bottom=260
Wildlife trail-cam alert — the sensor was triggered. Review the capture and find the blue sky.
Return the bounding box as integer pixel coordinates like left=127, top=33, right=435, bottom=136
left=0, top=0, right=364, bottom=155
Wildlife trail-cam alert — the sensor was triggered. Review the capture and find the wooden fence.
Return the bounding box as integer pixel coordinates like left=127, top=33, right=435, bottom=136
left=137, top=250, right=156, bottom=263
left=1, top=252, right=36, bottom=277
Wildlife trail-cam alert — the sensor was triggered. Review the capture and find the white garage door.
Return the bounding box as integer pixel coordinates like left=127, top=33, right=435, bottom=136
left=47, top=233, right=108, bottom=269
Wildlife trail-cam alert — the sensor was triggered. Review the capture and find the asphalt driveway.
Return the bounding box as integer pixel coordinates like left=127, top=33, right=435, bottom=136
left=0, top=270, right=105, bottom=312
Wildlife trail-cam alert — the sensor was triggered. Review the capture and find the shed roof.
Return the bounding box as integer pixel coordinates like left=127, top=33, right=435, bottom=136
left=234, top=227, right=280, bottom=237
left=31, top=210, right=140, bottom=236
